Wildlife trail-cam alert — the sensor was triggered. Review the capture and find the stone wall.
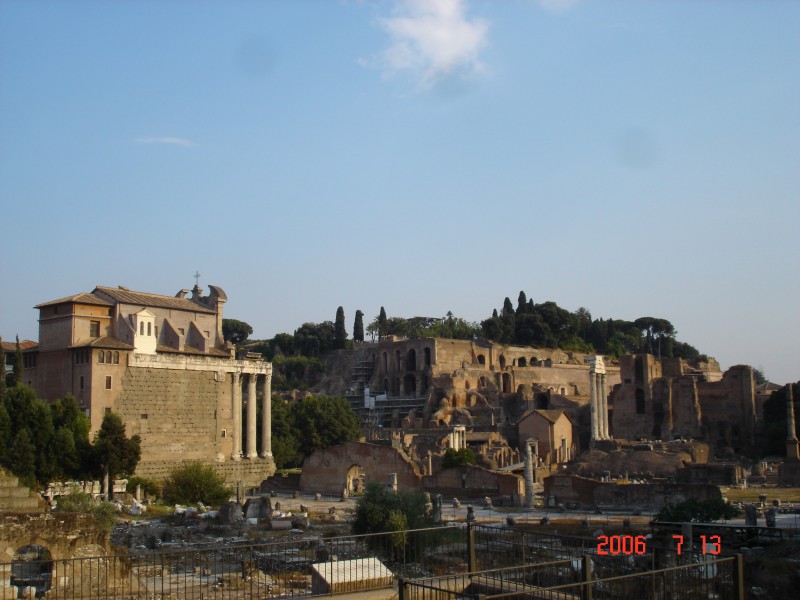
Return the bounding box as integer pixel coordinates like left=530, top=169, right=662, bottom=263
left=423, top=465, right=524, bottom=501
left=0, top=513, right=110, bottom=562
left=299, top=442, right=422, bottom=496
left=543, top=474, right=721, bottom=509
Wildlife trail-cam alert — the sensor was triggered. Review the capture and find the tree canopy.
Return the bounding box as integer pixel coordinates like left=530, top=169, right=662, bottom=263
left=270, top=395, right=360, bottom=469
left=352, top=481, right=432, bottom=536
left=222, top=319, right=253, bottom=345
left=92, top=412, right=141, bottom=491
left=334, top=306, right=347, bottom=350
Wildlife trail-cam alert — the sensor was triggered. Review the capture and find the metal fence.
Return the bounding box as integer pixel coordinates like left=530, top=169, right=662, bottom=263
left=1, top=526, right=466, bottom=599
left=400, top=554, right=744, bottom=600
left=0, top=524, right=743, bottom=599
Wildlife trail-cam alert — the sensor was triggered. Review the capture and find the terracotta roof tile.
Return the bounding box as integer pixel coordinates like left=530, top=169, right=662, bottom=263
left=35, top=293, right=113, bottom=308
left=1, top=340, right=38, bottom=352
left=156, top=344, right=230, bottom=357
left=70, top=337, right=134, bottom=350
left=94, top=286, right=215, bottom=314
left=518, top=409, right=570, bottom=425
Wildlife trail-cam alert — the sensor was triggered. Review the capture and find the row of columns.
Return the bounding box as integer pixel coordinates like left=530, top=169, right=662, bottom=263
left=230, top=371, right=272, bottom=461
left=589, top=356, right=610, bottom=441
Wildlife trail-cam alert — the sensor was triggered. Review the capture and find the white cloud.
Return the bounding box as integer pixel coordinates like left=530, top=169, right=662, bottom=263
left=134, top=137, right=194, bottom=147
left=365, top=0, right=489, bottom=88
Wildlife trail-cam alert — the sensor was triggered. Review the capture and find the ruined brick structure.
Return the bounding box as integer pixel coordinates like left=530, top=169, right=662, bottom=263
left=611, top=354, right=759, bottom=454
left=319, top=337, right=621, bottom=432
left=13, top=284, right=275, bottom=485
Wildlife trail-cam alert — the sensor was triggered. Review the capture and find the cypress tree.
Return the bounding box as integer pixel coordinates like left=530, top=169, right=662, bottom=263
left=334, top=306, right=347, bottom=350
left=378, top=307, right=388, bottom=338
left=13, top=335, right=23, bottom=386
left=0, top=336, right=5, bottom=402
left=353, top=310, right=364, bottom=342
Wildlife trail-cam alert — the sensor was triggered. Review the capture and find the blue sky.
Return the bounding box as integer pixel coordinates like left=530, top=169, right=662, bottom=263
left=1, top=0, right=798, bottom=384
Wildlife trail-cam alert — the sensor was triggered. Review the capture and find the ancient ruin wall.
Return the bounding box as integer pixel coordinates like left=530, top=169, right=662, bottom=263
left=116, top=367, right=228, bottom=479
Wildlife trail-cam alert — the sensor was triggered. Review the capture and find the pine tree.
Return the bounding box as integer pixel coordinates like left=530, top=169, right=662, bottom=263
left=334, top=306, right=347, bottom=350
left=353, top=310, right=364, bottom=342
left=378, top=307, right=388, bottom=338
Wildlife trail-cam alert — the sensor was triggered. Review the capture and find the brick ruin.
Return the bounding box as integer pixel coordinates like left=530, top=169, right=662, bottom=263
left=311, top=337, right=777, bottom=506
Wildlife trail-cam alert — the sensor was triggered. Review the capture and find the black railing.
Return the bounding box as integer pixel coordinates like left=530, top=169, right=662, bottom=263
left=1, top=524, right=744, bottom=599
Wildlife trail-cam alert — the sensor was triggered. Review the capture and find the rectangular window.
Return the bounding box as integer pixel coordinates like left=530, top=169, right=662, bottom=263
left=79, top=375, right=84, bottom=390
left=141, top=414, right=148, bottom=419
left=90, top=321, right=100, bottom=337
left=105, top=376, right=112, bottom=390
left=104, top=407, right=111, bottom=415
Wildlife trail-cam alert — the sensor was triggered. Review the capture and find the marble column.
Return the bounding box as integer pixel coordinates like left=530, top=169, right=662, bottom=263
left=787, top=385, right=799, bottom=460
left=589, top=371, right=599, bottom=441
left=600, top=374, right=609, bottom=439
left=246, top=373, right=258, bottom=459
left=231, top=371, right=242, bottom=461
left=261, top=374, right=273, bottom=458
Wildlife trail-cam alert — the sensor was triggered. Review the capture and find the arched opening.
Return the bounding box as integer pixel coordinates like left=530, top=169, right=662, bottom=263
left=502, top=373, right=511, bottom=394
left=478, top=376, right=487, bottom=388
left=383, top=378, right=389, bottom=393
left=346, top=464, right=365, bottom=495
left=499, top=355, right=507, bottom=369
left=518, top=357, right=527, bottom=367
left=535, top=394, right=549, bottom=409
left=465, top=380, right=471, bottom=390
left=404, top=374, right=417, bottom=396
left=477, top=354, right=486, bottom=365
left=559, top=387, right=567, bottom=395
left=407, top=349, right=417, bottom=371
left=98, top=350, right=104, bottom=363
left=635, top=388, right=645, bottom=414
left=531, top=357, right=538, bottom=366
left=12, top=545, right=53, bottom=596
left=424, top=347, right=431, bottom=367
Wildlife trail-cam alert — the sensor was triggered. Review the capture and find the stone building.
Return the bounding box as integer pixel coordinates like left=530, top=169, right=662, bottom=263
left=14, top=284, right=274, bottom=485
left=517, top=409, right=575, bottom=465
left=611, top=354, right=758, bottom=454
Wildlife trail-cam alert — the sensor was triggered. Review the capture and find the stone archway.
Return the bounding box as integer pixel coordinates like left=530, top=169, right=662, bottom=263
left=407, top=349, right=417, bottom=371
left=404, top=373, right=417, bottom=396
left=346, top=464, right=365, bottom=495
left=12, top=544, right=53, bottom=596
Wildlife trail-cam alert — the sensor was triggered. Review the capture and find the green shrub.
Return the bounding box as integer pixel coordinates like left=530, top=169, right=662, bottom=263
left=126, top=476, right=160, bottom=498
left=54, top=490, right=118, bottom=530
left=161, top=462, right=232, bottom=506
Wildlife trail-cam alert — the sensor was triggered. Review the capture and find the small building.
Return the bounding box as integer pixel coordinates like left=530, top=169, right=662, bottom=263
left=517, top=409, right=575, bottom=465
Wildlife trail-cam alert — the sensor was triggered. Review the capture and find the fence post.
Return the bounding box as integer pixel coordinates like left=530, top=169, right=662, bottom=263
left=732, top=554, right=745, bottom=600
left=582, top=554, right=593, bottom=600
left=398, top=576, right=407, bottom=600
left=467, top=523, right=477, bottom=572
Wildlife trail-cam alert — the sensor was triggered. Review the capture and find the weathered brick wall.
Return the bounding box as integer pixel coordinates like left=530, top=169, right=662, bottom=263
left=423, top=465, right=523, bottom=500
left=544, top=474, right=721, bottom=509
left=299, top=442, right=421, bottom=496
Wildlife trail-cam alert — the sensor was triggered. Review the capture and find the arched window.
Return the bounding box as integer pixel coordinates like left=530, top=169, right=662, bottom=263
left=407, top=349, right=416, bottom=371
left=518, top=357, right=527, bottom=367
left=139, top=322, right=144, bottom=335
left=113, top=351, right=120, bottom=364
left=477, top=354, right=486, bottom=365
left=499, top=355, right=506, bottom=369
left=98, top=350, right=104, bottom=363
left=147, top=322, right=152, bottom=336
left=106, top=352, right=112, bottom=364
